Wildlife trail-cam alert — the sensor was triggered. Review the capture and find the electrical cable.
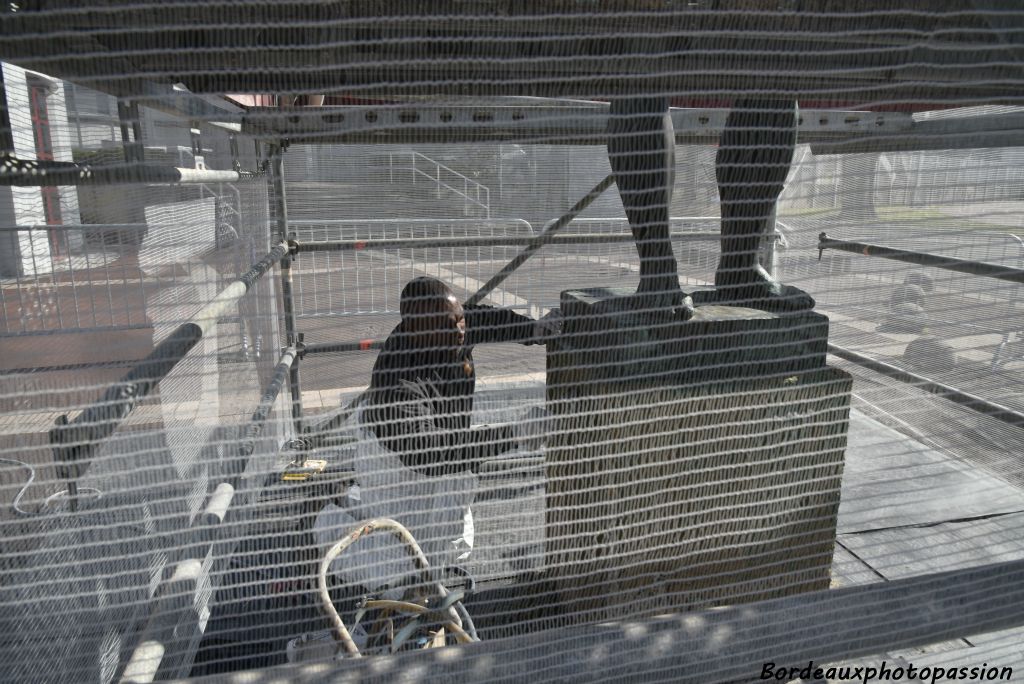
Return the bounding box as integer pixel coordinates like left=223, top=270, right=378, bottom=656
left=42, top=488, right=103, bottom=509
left=318, top=517, right=479, bottom=657
left=0, top=458, right=102, bottom=516
left=0, top=458, right=36, bottom=517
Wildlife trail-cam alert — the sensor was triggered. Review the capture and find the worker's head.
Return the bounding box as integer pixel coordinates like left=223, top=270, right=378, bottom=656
left=400, top=276, right=466, bottom=348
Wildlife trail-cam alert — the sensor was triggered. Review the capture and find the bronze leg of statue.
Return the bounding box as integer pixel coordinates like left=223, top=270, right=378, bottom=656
left=607, top=97, right=689, bottom=316
left=714, top=99, right=814, bottom=311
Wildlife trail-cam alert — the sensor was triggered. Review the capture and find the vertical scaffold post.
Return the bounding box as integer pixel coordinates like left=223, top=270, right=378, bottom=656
left=0, top=68, right=14, bottom=156
left=129, top=101, right=143, bottom=163
left=270, top=142, right=304, bottom=437
left=117, top=98, right=144, bottom=164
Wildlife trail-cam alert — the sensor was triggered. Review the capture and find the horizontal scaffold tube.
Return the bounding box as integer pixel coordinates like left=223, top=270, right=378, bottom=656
left=818, top=232, right=1024, bottom=284
left=51, top=240, right=291, bottom=486
left=828, top=343, right=1024, bottom=430
left=303, top=339, right=384, bottom=356
left=237, top=346, right=298, bottom=461
left=0, top=223, right=147, bottom=232
left=0, top=155, right=266, bottom=187
left=292, top=231, right=720, bottom=253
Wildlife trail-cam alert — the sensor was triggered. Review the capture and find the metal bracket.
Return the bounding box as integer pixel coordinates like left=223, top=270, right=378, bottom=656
left=50, top=414, right=82, bottom=512
left=117, top=99, right=145, bottom=164
left=190, top=120, right=206, bottom=169
left=50, top=379, right=140, bottom=514
left=229, top=133, right=240, bottom=172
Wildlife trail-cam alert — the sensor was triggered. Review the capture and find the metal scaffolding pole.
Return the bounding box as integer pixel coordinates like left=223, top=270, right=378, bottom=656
left=237, top=346, right=298, bottom=465
left=828, top=344, right=1024, bottom=430
left=270, top=142, right=303, bottom=437
left=49, top=240, right=291, bottom=510
left=818, top=233, right=1024, bottom=284
left=291, top=231, right=720, bottom=253
left=303, top=339, right=384, bottom=356
left=0, top=156, right=267, bottom=186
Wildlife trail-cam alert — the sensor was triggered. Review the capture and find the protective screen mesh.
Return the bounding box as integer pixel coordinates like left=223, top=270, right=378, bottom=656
left=1, top=3, right=1024, bottom=683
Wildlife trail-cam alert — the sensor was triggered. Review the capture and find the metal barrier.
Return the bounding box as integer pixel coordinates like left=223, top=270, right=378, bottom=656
left=0, top=223, right=150, bottom=334
left=778, top=224, right=1024, bottom=427
left=2, top=183, right=261, bottom=338
left=292, top=215, right=778, bottom=355
left=528, top=216, right=778, bottom=303
left=539, top=215, right=783, bottom=274
left=289, top=218, right=536, bottom=319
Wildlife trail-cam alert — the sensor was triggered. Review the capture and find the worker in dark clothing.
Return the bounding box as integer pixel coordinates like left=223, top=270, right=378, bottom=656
left=364, top=276, right=557, bottom=477
left=313, top=276, right=556, bottom=590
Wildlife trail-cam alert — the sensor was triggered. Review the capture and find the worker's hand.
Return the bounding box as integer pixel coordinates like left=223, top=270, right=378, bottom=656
left=532, top=308, right=563, bottom=343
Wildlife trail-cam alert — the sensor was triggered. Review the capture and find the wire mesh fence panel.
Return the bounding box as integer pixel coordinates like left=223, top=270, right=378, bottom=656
left=0, top=76, right=290, bottom=683
left=290, top=219, right=537, bottom=315
left=1, top=3, right=1024, bottom=684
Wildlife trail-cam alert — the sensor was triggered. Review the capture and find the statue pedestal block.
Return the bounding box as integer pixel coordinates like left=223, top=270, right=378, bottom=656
left=544, top=288, right=852, bottom=623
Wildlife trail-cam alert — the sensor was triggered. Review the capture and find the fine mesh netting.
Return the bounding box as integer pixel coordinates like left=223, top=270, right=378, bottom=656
left=1, top=3, right=1024, bottom=683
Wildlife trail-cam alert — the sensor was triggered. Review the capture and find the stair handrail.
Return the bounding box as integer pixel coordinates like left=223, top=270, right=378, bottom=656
left=408, top=151, right=491, bottom=218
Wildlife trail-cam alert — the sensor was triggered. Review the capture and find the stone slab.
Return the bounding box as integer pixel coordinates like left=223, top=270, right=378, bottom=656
left=839, top=512, right=1024, bottom=580
left=837, top=413, right=1024, bottom=533
left=553, top=287, right=831, bottom=388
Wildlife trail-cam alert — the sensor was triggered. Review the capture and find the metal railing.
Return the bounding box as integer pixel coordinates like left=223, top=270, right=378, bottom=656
left=532, top=216, right=786, bottom=296
left=1, top=178, right=258, bottom=338
left=1, top=223, right=151, bottom=335
left=407, top=151, right=491, bottom=218
left=291, top=215, right=779, bottom=355
left=784, top=226, right=1024, bottom=427
left=289, top=218, right=535, bottom=319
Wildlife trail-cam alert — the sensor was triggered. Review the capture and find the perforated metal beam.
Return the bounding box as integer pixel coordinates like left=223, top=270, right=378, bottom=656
left=241, top=105, right=914, bottom=145
left=812, top=112, right=1024, bottom=153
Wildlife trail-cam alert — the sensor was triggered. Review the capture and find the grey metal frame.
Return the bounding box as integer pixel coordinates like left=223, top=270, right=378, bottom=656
left=0, top=51, right=1022, bottom=681
left=0, top=156, right=268, bottom=186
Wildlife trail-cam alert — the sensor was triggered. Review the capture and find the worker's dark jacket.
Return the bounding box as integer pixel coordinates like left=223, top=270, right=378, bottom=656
left=364, top=306, right=536, bottom=476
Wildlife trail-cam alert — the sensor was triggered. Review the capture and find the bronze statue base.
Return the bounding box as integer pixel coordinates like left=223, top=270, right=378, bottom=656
left=543, top=288, right=852, bottom=624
